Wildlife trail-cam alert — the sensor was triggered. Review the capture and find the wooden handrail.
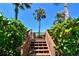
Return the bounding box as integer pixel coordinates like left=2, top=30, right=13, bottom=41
left=45, top=31, right=56, bottom=56
left=20, top=29, right=32, bottom=56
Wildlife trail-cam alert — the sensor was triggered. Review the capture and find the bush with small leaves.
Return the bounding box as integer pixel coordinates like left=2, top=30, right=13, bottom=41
left=0, top=14, right=27, bottom=56
left=49, top=18, right=79, bottom=56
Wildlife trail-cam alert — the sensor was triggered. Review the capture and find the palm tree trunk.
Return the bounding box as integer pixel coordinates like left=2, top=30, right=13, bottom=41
left=15, top=6, right=18, bottom=20
left=64, top=3, right=69, bottom=20
left=38, top=20, right=40, bottom=37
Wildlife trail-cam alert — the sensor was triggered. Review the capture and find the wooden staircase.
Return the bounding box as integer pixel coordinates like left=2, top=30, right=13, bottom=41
left=28, top=36, right=51, bottom=56
left=21, top=30, right=56, bottom=56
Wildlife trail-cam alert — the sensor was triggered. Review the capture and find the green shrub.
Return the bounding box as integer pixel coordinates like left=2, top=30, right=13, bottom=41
left=49, top=18, right=79, bottom=56
left=0, top=14, right=27, bottom=56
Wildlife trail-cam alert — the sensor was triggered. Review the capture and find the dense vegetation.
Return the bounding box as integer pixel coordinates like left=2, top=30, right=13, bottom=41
left=49, top=18, right=79, bottom=56
left=0, top=14, right=27, bottom=56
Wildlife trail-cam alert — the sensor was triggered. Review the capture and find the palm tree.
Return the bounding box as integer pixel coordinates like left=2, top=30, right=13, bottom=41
left=54, top=3, right=69, bottom=20
left=33, top=8, right=46, bottom=37
left=54, top=12, right=64, bottom=24
left=13, top=3, right=31, bottom=20
left=64, top=3, right=69, bottom=20
left=14, top=3, right=19, bottom=20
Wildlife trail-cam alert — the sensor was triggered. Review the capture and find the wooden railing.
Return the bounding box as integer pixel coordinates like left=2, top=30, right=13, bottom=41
left=20, top=29, right=33, bottom=56
left=45, top=31, right=56, bottom=56
left=20, top=30, right=56, bottom=56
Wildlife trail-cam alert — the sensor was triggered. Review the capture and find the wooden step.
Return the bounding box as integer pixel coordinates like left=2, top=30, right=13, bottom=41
left=30, top=53, right=50, bottom=56
left=30, top=43, right=47, bottom=46
left=31, top=39, right=46, bottom=42
left=36, top=37, right=45, bottom=39
left=31, top=46, right=48, bottom=48
left=30, top=46, right=48, bottom=49
left=31, top=42, right=46, bottom=43
left=30, top=49, right=49, bottom=52
left=29, top=50, right=49, bottom=54
left=31, top=43, right=46, bottom=44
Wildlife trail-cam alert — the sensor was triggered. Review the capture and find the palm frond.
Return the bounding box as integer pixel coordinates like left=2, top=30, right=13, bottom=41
left=24, top=3, right=31, bottom=9
left=19, top=3, right=25, bottom=10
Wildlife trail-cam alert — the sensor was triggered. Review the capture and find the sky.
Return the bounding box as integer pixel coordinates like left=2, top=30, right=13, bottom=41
left=0, top=3, right=79, bottom=32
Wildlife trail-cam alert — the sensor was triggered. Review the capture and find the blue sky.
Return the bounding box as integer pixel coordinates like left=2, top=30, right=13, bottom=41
left=0, top=3, right=79, bottom=32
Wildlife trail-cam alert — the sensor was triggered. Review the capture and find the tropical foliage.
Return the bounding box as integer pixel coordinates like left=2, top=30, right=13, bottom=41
left=0, top=14, right=27, bottom=56
left=54, top=3, right=69, bottom=20
left=54, top=12, right=65, bottom=24
left=13, top=3, right=31, bottom=20
left=49, top=18, right=79, bottom=56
